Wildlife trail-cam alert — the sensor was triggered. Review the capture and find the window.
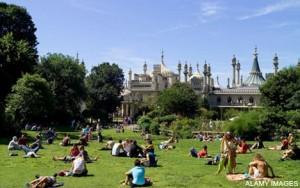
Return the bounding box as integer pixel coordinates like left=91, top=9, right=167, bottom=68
left=217, top=97, right=221, bottom=104
left=238, top=96, right=243, bottom=104
left=227, top=96, right=232, bottom=104
left=249, top=97, right=254, bottom=104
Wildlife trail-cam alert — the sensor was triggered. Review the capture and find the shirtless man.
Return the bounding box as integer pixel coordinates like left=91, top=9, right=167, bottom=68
left=248, top=153, right=275, bottom=178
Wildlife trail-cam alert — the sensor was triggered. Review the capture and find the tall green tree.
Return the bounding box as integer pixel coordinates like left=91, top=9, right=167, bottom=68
left=86, top=63, right=124, bottom=124
left=157, top=83, right=199, bottom=117
left=0, top=2, right=38, bottom=116
left=5, top=74, right=54, bottom=126
left=260, top=66, right=300, bottom=111
left=37, top=53, right=86, bottom=124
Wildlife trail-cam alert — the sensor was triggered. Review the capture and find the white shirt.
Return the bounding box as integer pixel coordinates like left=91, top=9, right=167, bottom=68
left=112, top=143, right=121, bottom=156
left=73, top=157, right=85, bottom=174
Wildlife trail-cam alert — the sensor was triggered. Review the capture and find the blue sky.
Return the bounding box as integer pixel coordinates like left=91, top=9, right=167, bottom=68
left=4, top=0, right=300, bottom=86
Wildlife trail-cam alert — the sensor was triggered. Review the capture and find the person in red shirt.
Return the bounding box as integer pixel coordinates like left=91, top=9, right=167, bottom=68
left=70, top=144, right=80, bottom=157
left=237, top=139, right=250, bottom=154
left=53, top=144, right=80, bottom=162
left=197, top=145, right=208, bottom=158
left=18, top=134, right=28, bottom=146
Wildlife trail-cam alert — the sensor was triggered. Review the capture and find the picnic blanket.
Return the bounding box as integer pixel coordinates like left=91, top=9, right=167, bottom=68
left=226, top=174, right=273, bottom=181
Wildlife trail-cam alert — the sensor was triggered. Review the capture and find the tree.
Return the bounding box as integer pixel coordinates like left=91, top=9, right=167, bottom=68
left=260, top=66, right=300, bottom=111
left=0, top=33, right=37, bottom=108
left=37, top=53, right=86, bottom=124
left=86, top=63, right=124, bottom=124
left=5, top=74, right=54, bottom=126
left=157, top=83, right=199, bottom=117
left=0, top=2, right=38, bottom=117
left=0, top=2, right=37, bottom=47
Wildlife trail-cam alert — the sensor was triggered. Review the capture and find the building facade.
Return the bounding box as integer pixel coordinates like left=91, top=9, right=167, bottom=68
left=121, top=48, right=280, bottom=117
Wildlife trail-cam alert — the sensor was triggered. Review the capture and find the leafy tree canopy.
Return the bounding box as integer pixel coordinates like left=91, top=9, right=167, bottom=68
left=260, top=66, right=300, bottom=111
left=86, top=62, right=124, bottom=124
left=157, top=82, right=199, bottom=117
left=37, top=53, right=86, bottom=123
left=5, top=74, right=54, bottom=126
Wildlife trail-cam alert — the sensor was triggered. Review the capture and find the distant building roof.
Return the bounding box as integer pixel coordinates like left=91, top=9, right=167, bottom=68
left=244, top=48, right=265, bottom=86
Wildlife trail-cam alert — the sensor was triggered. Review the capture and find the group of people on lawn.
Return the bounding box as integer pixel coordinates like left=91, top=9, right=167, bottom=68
left=7, top=123, right=300, bottom=187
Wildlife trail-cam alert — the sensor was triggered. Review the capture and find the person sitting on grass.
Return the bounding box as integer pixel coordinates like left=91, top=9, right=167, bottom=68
left=268, top=136, right=288, bottom=150
left=58, top=156, right=88, bottom=177
left=53, top=144, right=80, bottom=162
left=26, top=173, right=58, bottom=188
left=100, top=137, right=115, bottom=150
left=281, top=145, right=300, bottom=161
left=122, top=139, right=132, bottom=154
left=30, top=135, right=42, bottom=149
left=237, top=138, right=251, bottom=154
left=60, top=133, right=71, bottom=146
left=142, top=140, right=155, bottom=157
left=140, top=150, right=157, bottom=167
left=18, top=134, right=28, bottom=146
left=128, top=140, right=143, bottom=158
left=250, top=136, right=264, bottom=150
left=288, top=133, right=296, bottom=147
left=122, top=159, right=152, bottom=187
left=198, top=145, right=209, bottom=158
left=189, top=147, right=198, bottom=158
left=79, top=145, right=98, bottom=163
left=8, top=136, right=20, bottom=150
left=78, top=133, right=88, bottom=146
left=112, top=140, right=127, bottom=157
left=248, top=153, right=275, bottom=178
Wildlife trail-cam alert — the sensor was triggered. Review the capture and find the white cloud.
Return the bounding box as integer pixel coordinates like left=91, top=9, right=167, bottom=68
left=239, top=0, right=300, bottom=20
left=198, top=1, right=223, bottom=23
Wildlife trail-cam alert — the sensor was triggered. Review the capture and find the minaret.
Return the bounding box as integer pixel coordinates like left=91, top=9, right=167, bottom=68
left=231, top=55, right=237, bottom=87
left=236, top=60, right=241, bottom=86
left=207, top=64, right=211, bottom=92
left=161, top=49, right=165, bottom=65
left=273, top=53, right=279, bottom=75
left=128, top=69, right=132, bottom=89
left=143, top=61, right=147, bottom=75
left=298, top=58, right=300, bottom=67
left=244, top=47, right=265, bottom=86
left=241, top=75, right=243, bottom=86
left=183, top=62, right=188, bottom=83
left=227, top=77, right=230, bottom=88
left=196, top=63, right=200, bottom=73
left=188, top=64, right=193, bottom=77
left=177, top=61, right=182, bottom=81
left=203, top=61, right=208, bottom=92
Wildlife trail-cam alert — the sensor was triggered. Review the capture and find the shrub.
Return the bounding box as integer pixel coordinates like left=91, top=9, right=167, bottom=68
left=170, top=118, right=200, bottom=138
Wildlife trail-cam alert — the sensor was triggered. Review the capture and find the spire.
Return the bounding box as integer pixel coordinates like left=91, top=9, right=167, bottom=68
left=244, top=47, right=265, bottom=86
left=188, top=64, right=193, bottom=77
left=298, top=58, right=300, bottom=67
left=177, top=61, right=182, bottom=81
left=161, top=49, right=165, bottom=65
left=273, top=53, right=279, bottom=74
left=143, top=61, right=147, bottom=74
left=183, top=62, right=188, bottom=83
left=196, top=62, right=200, bottom=73
left=76, top=52, right=79, bottom=62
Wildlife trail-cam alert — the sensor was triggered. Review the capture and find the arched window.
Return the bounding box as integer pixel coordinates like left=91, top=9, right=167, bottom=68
left=227, top=96, right=232, bottom=104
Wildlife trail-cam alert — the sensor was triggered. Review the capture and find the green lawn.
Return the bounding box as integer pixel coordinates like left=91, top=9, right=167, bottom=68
left=0, top=129, right=299, bottom=188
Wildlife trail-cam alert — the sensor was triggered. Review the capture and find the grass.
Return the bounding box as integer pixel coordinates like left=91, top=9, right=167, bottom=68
left=0, top=129, right=299, bottom=188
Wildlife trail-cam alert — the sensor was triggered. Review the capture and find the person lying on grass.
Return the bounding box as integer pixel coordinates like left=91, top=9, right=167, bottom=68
left=53, top=144, right=80, bottom=162
left=159, top=136, right=177, bottom=150
left=58, top=156, right=88, bottom=177
left=121, top=159, right=152, bottom=187
left=198, top=145, right=210, bottom=158
left=26, top=173, right=58, bottom=188
left=268, top=136, right=289, bottom=150
left=281, top=145, right=300, bottom=161
left=248, top=153, right=275, bottom=178
left=189, top=147, right=198, bottom=158
left=237, top=138, right=251, bottom=154
left=100, top=137, right=115, bottom=150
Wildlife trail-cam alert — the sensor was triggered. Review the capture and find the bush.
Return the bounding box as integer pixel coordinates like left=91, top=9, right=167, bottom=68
left=156, top=114, right=177, bottom=125
left=224, top=111, right=260, bottom=140
left=137, top=115, right=160, bottom=135
left=170, top=118, right=200, bottom=138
